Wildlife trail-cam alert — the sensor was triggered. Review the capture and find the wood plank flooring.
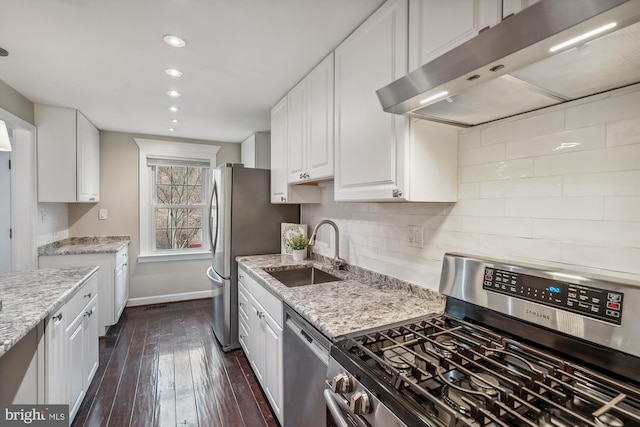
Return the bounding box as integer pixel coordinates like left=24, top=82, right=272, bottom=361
left=72, top=299, right=279, bottom=427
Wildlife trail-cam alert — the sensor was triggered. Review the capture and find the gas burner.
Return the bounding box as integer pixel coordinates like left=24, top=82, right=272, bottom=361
left=469, top=373, right=500, bottom=396
left=434, top=334, right=458, bottom=358
left=382, top=347, right=415, bottom=376
left=595, top=413, right=624, bottom=427
left=442, top=386, right=472, bottom=416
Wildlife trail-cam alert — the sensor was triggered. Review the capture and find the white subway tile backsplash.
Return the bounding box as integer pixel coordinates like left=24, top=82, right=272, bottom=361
left=566, top=89, right=640, bottom=129
left=561, top=243, right=640, bottom=275
left=458, top=128, right=481, bottom=151
left=534, top=146, right=639, bottom=177
left=450, top=199, right=505, bottom=217
left=457, top=183, right=480, bottom=199
left=604, top=197, right=640, bottom=221
left=533, top=219, right=639, bottom=247
left=461, top=159, right=534, bottom=182
left=564, top=170, right=640, bottom=196
left=459, top=216, right=533, bottom=238
left=301, top=88, right=640, bottom=284
left=607, top=118, right=640, bottom=147
left=505, top=125, right=605, bottom=159
left=475, top=235, right=562, bottom=263
left=480, top=176, right=562, bottom=198
left=459, top=143, right=505, bottom=166
left=481, top=110, right=564, bottom=145
left=505, top=197, right=604, bottom=220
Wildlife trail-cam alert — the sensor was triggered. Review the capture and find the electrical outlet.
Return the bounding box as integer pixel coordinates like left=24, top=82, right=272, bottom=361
left=407, top=225, right=424, bottom=248
left=99, top=209, right=108, bottom=220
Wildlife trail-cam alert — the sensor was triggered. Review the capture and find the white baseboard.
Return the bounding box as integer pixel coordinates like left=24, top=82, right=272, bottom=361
left=126, top=290, right=213, bottom=307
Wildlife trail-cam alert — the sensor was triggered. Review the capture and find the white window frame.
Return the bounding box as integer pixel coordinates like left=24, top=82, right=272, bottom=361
left=135, top=138, right=220, bottom=262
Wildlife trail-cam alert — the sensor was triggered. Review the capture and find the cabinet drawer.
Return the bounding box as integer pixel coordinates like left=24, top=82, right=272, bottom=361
left=238, top=282, right=250, bottom=323
left=239, top=267, right=282, bottom=327
left=116, top=246, right=128, bottom=266
left=64, top=273, right=98, bottom=325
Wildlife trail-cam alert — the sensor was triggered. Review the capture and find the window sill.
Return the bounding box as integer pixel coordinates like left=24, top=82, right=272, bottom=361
left=137, top=251, right=211, bottom=263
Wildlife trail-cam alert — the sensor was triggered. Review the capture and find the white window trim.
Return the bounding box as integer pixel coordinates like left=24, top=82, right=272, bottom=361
left=135, top=138, right=220, bottom=262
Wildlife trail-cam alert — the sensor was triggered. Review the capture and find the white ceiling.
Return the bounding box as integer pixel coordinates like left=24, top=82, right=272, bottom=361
left=0, top=0, right=384, bottom=142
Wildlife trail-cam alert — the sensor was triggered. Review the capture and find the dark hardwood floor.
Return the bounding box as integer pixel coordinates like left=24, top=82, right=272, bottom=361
left=72, top=299, right=279, bottom=427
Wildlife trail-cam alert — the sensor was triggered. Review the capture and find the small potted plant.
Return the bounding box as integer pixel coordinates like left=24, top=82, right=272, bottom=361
left=287, top=233, right=309, bottom=261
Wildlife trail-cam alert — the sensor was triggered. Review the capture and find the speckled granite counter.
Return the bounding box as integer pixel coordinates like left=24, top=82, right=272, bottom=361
left=0, top=266, right=99, bottom=358
left=236, top=254, right=446, bottom=341
left=38, top=236, right=130, bottom=256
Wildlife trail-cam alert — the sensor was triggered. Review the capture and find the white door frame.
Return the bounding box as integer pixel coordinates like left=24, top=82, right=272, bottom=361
left=0, top=107, right=38, bottom=271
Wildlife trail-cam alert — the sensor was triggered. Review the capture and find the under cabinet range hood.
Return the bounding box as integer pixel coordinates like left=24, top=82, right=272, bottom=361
left=377, top=0, right=640, bottom=128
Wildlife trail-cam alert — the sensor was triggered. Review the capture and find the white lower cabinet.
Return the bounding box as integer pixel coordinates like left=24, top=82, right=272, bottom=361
left=238, top=266, right=283, bottom=424
left=39, top=244, right=129, bottom=336
left=45, top=272, right=99, bottom=423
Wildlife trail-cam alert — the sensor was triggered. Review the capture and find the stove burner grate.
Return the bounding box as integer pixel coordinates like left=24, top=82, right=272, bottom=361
left=340, top=314, right=640, bottom=427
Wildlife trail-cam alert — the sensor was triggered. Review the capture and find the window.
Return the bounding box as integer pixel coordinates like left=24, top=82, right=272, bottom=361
left=135, top=139, right=220, bottom=262
left=150, top=159, right=207, bottom=250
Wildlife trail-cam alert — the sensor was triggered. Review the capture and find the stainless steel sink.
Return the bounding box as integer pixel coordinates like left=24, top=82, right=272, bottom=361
left=267, top=267, right=341, bottom=288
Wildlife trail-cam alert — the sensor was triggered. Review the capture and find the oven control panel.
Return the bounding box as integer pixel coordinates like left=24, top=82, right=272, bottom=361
left=482, top=268, right=624, bottom=325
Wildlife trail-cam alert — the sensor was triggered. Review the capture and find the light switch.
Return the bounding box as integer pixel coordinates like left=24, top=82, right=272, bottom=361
left=407, top=225, right=424, bottom=248
left=99, top=209, right=108, bottom=220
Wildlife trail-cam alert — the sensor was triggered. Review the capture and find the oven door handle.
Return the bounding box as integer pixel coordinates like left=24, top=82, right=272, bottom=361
left=324, top=389, right=351, bottom=427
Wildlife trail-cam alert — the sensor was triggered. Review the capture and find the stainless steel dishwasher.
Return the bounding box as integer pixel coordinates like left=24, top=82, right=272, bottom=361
left=283, top=303, right=331, bottom=427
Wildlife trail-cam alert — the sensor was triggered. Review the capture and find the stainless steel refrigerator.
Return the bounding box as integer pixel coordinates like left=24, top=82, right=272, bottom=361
left=207, top=164, right=299, bottom=351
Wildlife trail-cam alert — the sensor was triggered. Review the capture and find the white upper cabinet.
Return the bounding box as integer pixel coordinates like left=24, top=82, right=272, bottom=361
left=408, top=0, right=539, bottom=71
left=270, top=97, right=320, bottom=204
left=408, top=0, right=500, bottom=71
left=241, top=132, right=271, bottom=169
left=35, top=104, right=100, bottom=203
left=334, top=0, right=458, bottom=202
left=287, top=53, right=334, bottom=184
left=334, top=0, right=410, bottom=201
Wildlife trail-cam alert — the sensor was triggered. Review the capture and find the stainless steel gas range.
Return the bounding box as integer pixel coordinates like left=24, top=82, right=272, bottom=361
left=325, top=253, right=640, bottom=427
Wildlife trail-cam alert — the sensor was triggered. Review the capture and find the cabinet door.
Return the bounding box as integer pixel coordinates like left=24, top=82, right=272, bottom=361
left=84, top=297, right=99, bottom=387
left=248, top=297, right=265, bottom=384
left=76, top=111, right=100, bottom=202
left=270, top=97, right=289, bottom=203
left=45, top=309, right=67, bottom=404
left=287, top=82, right=306, bottom=183
left=262, top=312, right=283, bottom=421
left=409, top=0, right=500, bottom=70
left=306, top=53, right=334, bottom=181
left=334, top=0, right=409, bottom=201
left=67, top=313, right=86, bottom=420
left=114, top=261, right=127, bottom=322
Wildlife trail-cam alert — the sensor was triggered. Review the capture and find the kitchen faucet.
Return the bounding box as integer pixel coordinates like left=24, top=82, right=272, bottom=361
left=308, top=219, right=347, bottom=269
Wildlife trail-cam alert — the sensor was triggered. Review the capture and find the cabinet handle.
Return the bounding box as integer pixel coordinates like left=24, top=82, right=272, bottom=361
left=124, top=263, right=128, bottom=267
left=392, top=189, right=403, bottom=198
left=52, top=313, right=63, bottom=322
left=239, top=302, right=244, bottom=307
left=239, top=274, right=244, bottom=280
left=84, top=292, right=92, bottom=298
left=240, top=334, right=245, bottom=340
left=257, top=311, right=264, bottom=319
left=89, top=197, right=96, bottom=201
left=299, top=173, right=303, bottom=179
left=280, top=196, right=286, bottom=202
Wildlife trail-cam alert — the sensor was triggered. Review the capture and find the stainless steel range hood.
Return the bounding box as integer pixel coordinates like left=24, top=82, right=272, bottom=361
left=377, top=0, right=640, bottom=128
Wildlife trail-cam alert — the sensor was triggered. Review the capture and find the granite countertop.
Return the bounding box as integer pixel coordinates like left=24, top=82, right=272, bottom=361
left=38, top=236, right=130, bottom=256
left=236, top=254, right=446, bottom=341
left=0, top=266, right=99, bottom=358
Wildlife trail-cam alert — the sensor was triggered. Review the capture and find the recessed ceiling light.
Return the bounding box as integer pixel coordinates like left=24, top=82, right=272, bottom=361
left=166, top=90, right=182, bottom=98
left=169, top=128, right=177, bottom=132
left=165, top=68, right=183, bottom=78
left=168, top=106, right=180, bottom=113
left=163, top=34, right=186, bottom=48
left=170, top=118, right=180, bottom=123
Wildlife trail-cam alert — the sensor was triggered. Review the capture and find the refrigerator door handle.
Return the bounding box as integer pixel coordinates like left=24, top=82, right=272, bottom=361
left=208, top=179, right=219, bottom=255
